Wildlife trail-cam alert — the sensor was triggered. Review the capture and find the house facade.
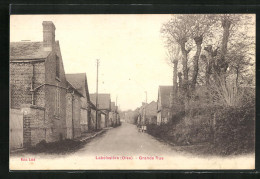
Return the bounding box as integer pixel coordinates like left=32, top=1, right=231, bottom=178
left=137, top=101, right=157, bottom=125
left=10, top=21, right=69, bottom=146
left=66, top=81, right=83, bottom=139
left=157, top=86, right=173, bottom=125
left=66, top=73, right=91, bottom=133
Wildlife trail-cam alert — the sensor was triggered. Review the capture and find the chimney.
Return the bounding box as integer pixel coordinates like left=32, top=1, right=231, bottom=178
left=42, top=21, right=56, bottom=51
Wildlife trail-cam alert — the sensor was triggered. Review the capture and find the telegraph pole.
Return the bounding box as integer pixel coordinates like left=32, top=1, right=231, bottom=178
left=95, top=59, right=99, bottom=131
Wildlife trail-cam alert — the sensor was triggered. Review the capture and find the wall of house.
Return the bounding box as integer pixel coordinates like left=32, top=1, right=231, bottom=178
left=73, top=94, right=81, bottom=138
left=109, top=112, right=114, bottom=126
left=10, top=61, right=45, bottom=109
left=66, top=93, right=73, bottom=139
left=65, top=92, right=81, bottom=139
left=90, top=109, right=96, bottom=130
left=80, top=108, right=88, bottom=132
left=21, top=104, right=48, bottom=147
left=10, top=61, right=48, bottom=147
left=100, top=113, right=106, bottom=128
left=44, top=50, right=67, bottom=142
left=80, top=97, right=88, bottom=132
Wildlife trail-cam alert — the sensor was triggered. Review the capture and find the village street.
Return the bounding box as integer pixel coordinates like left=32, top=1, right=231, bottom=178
left=10, top=122, right=254, bottom=170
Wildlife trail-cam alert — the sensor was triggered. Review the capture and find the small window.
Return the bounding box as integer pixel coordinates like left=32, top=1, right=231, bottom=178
left=56, top=55, right=60, bottom=78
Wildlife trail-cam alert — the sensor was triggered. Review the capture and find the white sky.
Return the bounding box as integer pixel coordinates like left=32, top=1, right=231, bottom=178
left=10, top=15, right=173, bottom=111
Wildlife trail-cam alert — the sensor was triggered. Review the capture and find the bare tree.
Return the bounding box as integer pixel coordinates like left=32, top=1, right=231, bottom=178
left=161, top=15, right=193, bottom=96
left=165, top=45, right=182, bottom=96
left=189, top=14, right=216, bottom=90
left=201, top=45, right=219, bottom=86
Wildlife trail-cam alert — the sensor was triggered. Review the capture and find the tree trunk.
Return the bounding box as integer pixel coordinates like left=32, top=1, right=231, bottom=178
left=215, top=17, right=231, bottom=78
left=191, top=35, right=203, bottom=91
left=179, top=39, right=189, bottom=96
left=236, top=68, right=239, bottom=88
left=204, top=45, right=218, bottom=86
left=178, top=72, right=183, bottom=92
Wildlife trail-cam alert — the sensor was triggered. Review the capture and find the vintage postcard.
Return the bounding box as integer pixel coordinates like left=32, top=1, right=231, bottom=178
left=9, top=14, right=255, bottom=170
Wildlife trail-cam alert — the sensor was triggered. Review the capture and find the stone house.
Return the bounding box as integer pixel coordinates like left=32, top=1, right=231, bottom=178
left=138, top=101, right=157, bottom=125
left=157, top=86, right=173, bottom=125
left=66, top=80, right=83, bottom=139
left=90, top=93, right=111, bottom=128
left=10, top=21, right=69, bottom=147
left=66, top=73, right=91, bottom=133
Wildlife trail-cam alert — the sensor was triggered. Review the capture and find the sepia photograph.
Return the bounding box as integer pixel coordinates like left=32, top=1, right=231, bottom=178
left=9, top=14, right=255, bottom=170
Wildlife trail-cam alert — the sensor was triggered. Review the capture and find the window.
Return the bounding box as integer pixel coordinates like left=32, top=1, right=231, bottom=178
left=55, top=83, right=60, bottom=117
left=56, top=55, right=60, bottom=78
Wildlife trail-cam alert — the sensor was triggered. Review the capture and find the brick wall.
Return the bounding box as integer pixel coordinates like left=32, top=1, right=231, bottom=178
left=23, top=114, right=31, bottom=147
left=21, top=105, right=46, bottom=147
left=10, top=62, right=45, bottom=109
left=73, top=94, right=81, bottom=138
left=66, top=93, right=73, bottom=139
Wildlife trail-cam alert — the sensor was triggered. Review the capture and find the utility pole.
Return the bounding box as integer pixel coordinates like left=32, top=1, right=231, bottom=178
left=95, top=59, right=99, bottom=131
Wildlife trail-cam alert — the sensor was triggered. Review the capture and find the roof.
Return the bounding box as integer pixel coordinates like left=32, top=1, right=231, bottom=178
left=65, top=73, right=89, bottom=99
left=66, top=80, right=84, bottom=97
left=159, top=86, right=173, bottom=108
left=90, top=93, right=111, bottom=110
left=10, top=41, right=53, bottom=60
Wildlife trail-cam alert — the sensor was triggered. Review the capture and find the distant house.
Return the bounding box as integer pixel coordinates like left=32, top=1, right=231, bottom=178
left=138, top=101, right=157, bottom=125
left=145, top=101, right=157, bottom=124
left=10, top=21, right=69, bottom=147
left=157, top=86, right=173, bottom=125
left=90, top=93, right=111, bottom=128
left=65, top=73, right=91, bottom=133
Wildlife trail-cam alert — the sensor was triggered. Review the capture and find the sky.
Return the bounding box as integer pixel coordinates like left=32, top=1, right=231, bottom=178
left=10, top=15, right=173, bottom=111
